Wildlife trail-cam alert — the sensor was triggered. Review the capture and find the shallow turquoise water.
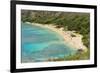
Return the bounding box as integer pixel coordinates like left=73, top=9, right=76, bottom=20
left=21, top=22, right=77, bottom=62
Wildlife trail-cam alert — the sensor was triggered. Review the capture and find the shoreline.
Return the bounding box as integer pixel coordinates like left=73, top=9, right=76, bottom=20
left=26, top=22, right=87, bottom=52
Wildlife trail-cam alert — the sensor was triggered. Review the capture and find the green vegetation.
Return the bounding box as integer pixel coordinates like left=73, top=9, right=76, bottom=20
left=47, top=49, right=90, bottom=61
left=71, top=34, right=76, bottom=37
left=21, top=10, right=90, bottom=60
left=66, top=49, right=90, bottom=60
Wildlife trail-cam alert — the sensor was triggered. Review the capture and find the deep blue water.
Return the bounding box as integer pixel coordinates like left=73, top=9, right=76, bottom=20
left=21, top=22, right=77, bottom=62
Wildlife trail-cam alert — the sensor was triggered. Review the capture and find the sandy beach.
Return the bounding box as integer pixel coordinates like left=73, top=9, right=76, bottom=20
left=26, top=22, right=87, bottom=52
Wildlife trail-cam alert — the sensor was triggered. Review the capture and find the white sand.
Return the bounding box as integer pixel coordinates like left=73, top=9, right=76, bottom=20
left=27, top=22, right=87, bottom=52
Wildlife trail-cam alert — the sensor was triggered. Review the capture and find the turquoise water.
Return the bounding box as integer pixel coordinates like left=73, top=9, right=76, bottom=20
left=21, top=22, right=77, bottom=62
